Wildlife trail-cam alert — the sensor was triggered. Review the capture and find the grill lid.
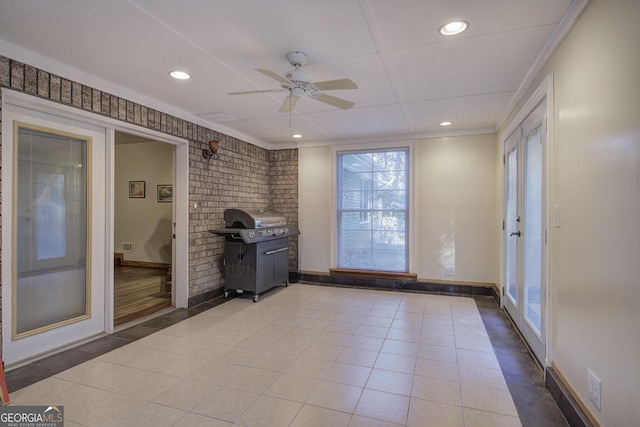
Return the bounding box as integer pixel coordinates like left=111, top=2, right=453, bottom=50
left=211, top=208, right=298, bottom=243
left=224, top=208, right=287, bottom=229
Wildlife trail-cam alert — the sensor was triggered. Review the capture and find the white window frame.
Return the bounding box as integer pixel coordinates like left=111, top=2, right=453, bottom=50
left=331, top=141, right=416, bottom=273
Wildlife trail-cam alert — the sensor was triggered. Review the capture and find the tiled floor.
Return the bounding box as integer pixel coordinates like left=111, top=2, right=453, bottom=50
left=7, top=283, right=567, bottom=426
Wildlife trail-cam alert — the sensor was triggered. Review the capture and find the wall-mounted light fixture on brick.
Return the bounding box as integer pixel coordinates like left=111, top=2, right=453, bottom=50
left=203, top=140, right=219, bottom=169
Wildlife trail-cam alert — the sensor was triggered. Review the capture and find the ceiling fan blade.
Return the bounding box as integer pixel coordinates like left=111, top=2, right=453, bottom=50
left=228, top=89, right=285, bottom=95
left=312, top=78, right=358, bottom=91
left=314, top=93, right=355, bottom=110
left=256, top=68, right=292, bottom=85
left=279, top=96, right=299, bottom=113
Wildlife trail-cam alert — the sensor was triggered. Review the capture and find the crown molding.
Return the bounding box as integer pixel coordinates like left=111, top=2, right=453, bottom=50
left=496, top=0, right=591, bottom=130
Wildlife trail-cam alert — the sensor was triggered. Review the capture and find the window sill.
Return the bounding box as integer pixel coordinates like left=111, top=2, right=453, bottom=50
left=330, top=268, right=417, bottom=281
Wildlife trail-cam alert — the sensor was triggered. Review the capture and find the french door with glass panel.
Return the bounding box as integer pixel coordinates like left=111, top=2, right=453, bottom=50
left=2, top=104, right=106, bottom=365
left=504, top=101, right=547, bottom=364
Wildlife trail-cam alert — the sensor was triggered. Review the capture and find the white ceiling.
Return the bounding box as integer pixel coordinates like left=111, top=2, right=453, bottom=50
left=0, top=0, right=582, bottom=148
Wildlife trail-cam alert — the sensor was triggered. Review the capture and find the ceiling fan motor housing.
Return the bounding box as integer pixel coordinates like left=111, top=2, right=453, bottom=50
left=285, top=67, right=311, bottom=85
left=283, top=66, right=316, bottom=96
left=287, top=51, right=308, bottom=67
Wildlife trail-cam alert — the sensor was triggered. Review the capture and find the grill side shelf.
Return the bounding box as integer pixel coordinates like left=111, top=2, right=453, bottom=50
left=209, top=225, right=299, bottom=244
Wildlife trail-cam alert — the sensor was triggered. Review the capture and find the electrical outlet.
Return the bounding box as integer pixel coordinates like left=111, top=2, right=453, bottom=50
left=587, top=369, right=602, bottom=410
left=444, top=265, right=455, bottom=276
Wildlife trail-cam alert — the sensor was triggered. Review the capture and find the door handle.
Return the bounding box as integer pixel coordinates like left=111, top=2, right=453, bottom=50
left=510, top=231, right=521, bottom=237
left=265, top=247, right=288, bottom=255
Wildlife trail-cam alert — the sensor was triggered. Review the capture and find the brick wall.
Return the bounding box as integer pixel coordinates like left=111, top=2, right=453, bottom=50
left=268, top=149, right=299, bottom=271
left=189, top=134, right=272, bottom=301
left=0, top=55, right=299, bottom=318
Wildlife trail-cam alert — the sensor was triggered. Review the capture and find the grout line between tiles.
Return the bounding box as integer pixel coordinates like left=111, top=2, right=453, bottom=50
left=5, top=282, right=570, bottom=427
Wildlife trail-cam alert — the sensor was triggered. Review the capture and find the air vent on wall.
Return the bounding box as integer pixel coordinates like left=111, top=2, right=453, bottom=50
left=122, top=242, right=133, bottom=253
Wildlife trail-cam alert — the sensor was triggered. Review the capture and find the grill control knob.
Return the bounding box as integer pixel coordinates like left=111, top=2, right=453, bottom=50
left=248, top=231, right=255, bottom=239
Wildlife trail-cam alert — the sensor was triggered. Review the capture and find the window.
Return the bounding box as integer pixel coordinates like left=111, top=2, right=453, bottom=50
left=14, top=125, right=89, bottom=337
left=337, top=149, right=408, bottom=272
left=360, top=179, right=371, bottom=223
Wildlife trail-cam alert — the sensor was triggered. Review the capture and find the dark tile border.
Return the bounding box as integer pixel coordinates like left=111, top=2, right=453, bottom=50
left=188, top=286, right=225, bottom=307
left=477, top=296, right=595, bottom=427
left=474, top=296, right=570, bottom=427
left=546, top=366, right=594, bottom=427
left=297, top=272, right=495, bottom=297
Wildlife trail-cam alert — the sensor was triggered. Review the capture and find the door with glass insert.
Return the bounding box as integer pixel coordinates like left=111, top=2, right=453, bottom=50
left=2, top=107, right=106, bottom=365
left=504, top=101, right=547, bottom=364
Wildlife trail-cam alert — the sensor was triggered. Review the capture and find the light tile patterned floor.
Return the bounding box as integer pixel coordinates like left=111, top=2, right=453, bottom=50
left=10, top=284, right=521, bottom=426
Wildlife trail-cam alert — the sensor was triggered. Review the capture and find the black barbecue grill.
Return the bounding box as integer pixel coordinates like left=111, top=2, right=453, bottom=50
left=210, top=208, right=299, bottom=302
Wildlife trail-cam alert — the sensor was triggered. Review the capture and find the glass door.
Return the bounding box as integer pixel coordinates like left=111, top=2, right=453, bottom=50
left=505, top=132, right=519, bottom=309
left=15, top=126, right=89, bottom=337
left=504, top=101, right=547, bottom=364
left=2, top=105, right=107, bottom=366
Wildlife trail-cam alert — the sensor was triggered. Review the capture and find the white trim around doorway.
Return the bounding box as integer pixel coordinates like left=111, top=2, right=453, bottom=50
left=500, top=74, right=554, bottom=367
left=1, top=90, right=190, bottom=339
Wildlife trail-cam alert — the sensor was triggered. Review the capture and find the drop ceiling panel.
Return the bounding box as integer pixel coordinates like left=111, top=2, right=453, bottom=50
left=304, top=105, right=409, bottom=140
left=386, top=25, right=554, bottom=102
left=404, top=92, right=515, bottom=132
left=367, top=0, right=571, bottom=51
left=0, top=1, right=238, bottom=97
left=0, top=0, right=578, bottom=146
left=225, top=113, right=329, bottom=144
left=132, top=0, right=378, bottom=63
left=156, top=77, right=284, bottom=121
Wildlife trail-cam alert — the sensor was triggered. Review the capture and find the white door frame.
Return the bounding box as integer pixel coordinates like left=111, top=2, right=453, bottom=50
left=500, top=74, right=554, bottom=366
left=2, top=102, right=108, bottom=365
left=1, top=90, right=189, bottom=359
left=105, top=127, right=189, bottom=332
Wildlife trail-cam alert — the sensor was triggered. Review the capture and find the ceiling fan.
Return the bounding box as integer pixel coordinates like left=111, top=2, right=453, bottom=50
left=228, top=51, right=358, bottom=113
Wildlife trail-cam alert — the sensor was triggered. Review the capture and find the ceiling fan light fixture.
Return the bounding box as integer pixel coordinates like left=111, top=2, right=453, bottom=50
left=169, top=70, right=191, bottom=80
left=290, top=87, right=305, bottom=98
left=439, top=21, right=469, bottom=36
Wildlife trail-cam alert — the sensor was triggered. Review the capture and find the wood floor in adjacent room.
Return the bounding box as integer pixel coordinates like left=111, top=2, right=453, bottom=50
left=114, top=265, right=172, bottom=326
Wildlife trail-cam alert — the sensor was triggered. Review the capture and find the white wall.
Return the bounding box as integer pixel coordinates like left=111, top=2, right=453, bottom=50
left=499, top=0, right=640, bottom=424
left=299, top=145, right=332, bottom=273
left=114, top=141, right=174, bottom=264
left=298, top=135, right=498, bottom=284
left=415, top=134, right=498, bottom=282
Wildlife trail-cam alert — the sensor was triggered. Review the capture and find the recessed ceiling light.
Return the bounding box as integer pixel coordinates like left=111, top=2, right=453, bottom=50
left=291, top=133, right=303, bottom=138
left=439, top=121, right=454, bottom=127
left=169, top=70, right=191, bottom=80
left=439, top=21, right=469, bottom=36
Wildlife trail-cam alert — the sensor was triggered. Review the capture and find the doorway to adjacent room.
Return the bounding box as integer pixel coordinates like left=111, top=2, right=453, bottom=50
left=113, top=131, right=175, bottom=326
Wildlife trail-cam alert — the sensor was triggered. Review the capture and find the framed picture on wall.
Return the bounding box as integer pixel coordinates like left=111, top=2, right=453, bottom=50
left=157, top=184, right=173, bottom=203
left=129, top=181, right=145, bottom=198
